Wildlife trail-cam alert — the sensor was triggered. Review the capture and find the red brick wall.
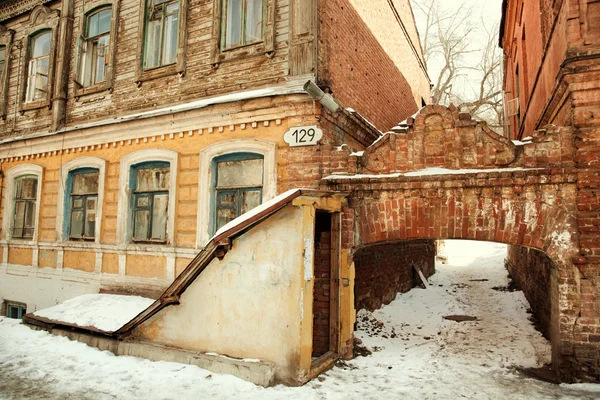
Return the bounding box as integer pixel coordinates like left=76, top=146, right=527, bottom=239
left=354, top=240, right=435, bottom=311
left=506, top=245, right=555, bottom=338
left=312, top=217, right=331, bottom=357
left=317, top=0, right=430, bottom=132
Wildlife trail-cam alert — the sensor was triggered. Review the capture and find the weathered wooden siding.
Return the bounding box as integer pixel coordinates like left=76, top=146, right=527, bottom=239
left=0, top=0, right=294, bottom=137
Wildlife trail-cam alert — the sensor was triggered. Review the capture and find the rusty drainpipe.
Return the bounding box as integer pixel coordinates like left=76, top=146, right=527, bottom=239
left=51, top=0, right=75, bottom=132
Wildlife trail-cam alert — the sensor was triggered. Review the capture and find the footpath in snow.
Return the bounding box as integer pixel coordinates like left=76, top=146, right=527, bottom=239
left=1, top=240, right=600, bottom=399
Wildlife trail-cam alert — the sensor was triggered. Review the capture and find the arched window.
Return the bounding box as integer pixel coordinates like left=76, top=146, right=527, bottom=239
left=12, top=175, right=38, bottom=239
left=25, top=30, right=51, bottom=102
left=76, top=7, right=112, bottom=87
left=212, top=153, right=263, bottom=233
left=66, top=168, right=100, bottom=240
left=130, top=161, right=170, bottom=242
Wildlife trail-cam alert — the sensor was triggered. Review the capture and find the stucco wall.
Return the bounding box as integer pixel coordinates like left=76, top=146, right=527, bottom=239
left=132, top=205, right=308, bottom=384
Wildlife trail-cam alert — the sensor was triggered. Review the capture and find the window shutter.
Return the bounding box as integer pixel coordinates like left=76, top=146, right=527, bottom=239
left=74, top=34, right=86, bottom=86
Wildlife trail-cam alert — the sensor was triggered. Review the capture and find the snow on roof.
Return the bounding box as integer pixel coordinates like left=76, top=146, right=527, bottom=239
left=324, top=167, right=542, bottom=180
left=33, top=294, right=154, bottom=333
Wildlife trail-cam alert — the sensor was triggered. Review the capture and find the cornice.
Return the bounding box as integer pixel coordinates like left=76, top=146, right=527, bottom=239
left=0, top=0, right=53, bottom=22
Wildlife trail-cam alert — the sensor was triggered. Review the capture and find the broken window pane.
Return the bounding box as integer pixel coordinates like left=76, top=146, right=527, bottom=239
left=70, top=209, right=84, bottom=238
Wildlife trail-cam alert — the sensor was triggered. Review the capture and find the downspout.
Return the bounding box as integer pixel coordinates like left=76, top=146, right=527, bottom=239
left=304, top=80, right=339, bottom=113
left=52, top=0, right=74, bottom=132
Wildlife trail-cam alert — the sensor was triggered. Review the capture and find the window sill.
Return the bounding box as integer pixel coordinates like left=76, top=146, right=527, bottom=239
left=20, top=99, right=50, bottom=113
left=74, top=82, right=112, bottom=99
left=212, top=42, right=272, bottom=66
left=136, top=64, right=183, bottom=86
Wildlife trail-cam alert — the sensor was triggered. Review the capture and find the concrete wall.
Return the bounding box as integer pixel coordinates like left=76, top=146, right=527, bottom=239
left=132, top=204, right=310, bottom=384
left=354, top=240, right=435, bottom=311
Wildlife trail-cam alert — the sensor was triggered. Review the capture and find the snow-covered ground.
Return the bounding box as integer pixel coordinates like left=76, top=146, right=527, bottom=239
left=1, top=240, right=600, bottom=399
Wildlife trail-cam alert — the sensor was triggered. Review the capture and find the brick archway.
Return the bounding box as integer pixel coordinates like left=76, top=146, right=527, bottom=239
left=322, top=104, right=594, bottom=381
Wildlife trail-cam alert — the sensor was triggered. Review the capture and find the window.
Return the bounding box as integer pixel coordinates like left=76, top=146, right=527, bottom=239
left=213, top=153, right=263, bottom=232
left=197, top=140, right=276, bottom=246
left=6, top=303, right=27, bottom=319
left=67, top=169, right=99, bottom=240
left=77, top=7, right=112, bottom=87
left=3, top=164, right=43, bottom=242
left=25, top=31, right=51, bottom=102
left=131, top=162, right=170, bottom=242
left=0, top=28, right=13, bottom=119
left=144, top=0, right=180, bottom=70
left=0, top=46, right=6, bottom=84
left=221, top=0, right=264, bottom=50
left=12, top=176, right=38, bottom=239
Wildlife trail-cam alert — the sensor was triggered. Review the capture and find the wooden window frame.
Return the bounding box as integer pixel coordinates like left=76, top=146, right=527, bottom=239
left=131, top=162, right=170, bottom=244
left=56, top=157, right=106, bottom=244
left=74, top=1, right=120, bottom=98
left=0, top=26, right=14, bottom=120
left=19, top=6, right=59, bottom=113
left=66, top=168, right=100, bottom=241
left=2, top=164, right=43, bottom=243
left=212, top=153, right=264, bottom=234
left=210, top=0, right=275, bottom=66
left=135, top=0, right=188, bottom=85
left=116, top=149, right=178, bottom=246
left=2, top=300, right=27, bottom=319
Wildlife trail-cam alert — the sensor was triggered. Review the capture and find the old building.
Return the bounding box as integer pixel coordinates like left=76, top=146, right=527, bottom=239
left=0, top=0, right=429, bottom=385
left=500, top=0, right=600, bottom=381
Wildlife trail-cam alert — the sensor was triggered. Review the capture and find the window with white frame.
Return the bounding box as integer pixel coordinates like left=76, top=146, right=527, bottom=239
left=76, top=7, right=112, bottom=87
left=12, top=175, right=38, bottom=239
left=67, top=168, right=99, bottom=240
left=221, top=0, right=264, bottom=50
left=213, top=153, right=263, bottom=233
left=25, top=30, right=51, bottom=102
left=144, top=0, right=180, bottom=70
left=131, top=162, right=170, bottom=242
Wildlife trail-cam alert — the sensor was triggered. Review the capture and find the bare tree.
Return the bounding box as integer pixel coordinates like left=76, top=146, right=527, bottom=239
left=413, top=0, right=504, bottom=132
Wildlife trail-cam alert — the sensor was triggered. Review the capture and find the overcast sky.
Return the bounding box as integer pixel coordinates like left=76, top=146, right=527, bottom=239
left=412, top=0, right=504, bottom=101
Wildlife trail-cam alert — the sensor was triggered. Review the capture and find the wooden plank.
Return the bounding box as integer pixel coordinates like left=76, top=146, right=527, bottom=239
left=414, top=265, right=429, bottom=288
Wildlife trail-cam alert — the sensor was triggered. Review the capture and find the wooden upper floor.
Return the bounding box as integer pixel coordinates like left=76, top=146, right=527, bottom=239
left=0, top=0, right=429, bottom=139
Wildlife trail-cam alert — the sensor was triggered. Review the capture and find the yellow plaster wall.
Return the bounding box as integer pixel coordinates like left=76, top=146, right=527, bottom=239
left=8, top=247, right=33, bottom=266
left=63, top=250, right=96, bottom=272
left=175, top=257, right=192, bottom=277
left=102, top=253, right=119, bottom=274
left=38, top=249, right=58, bottom=269
left=126, top=254, right=166, bottom=279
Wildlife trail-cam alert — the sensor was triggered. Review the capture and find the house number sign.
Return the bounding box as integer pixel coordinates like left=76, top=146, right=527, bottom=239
left=283, top=125, right=323, bottom=147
